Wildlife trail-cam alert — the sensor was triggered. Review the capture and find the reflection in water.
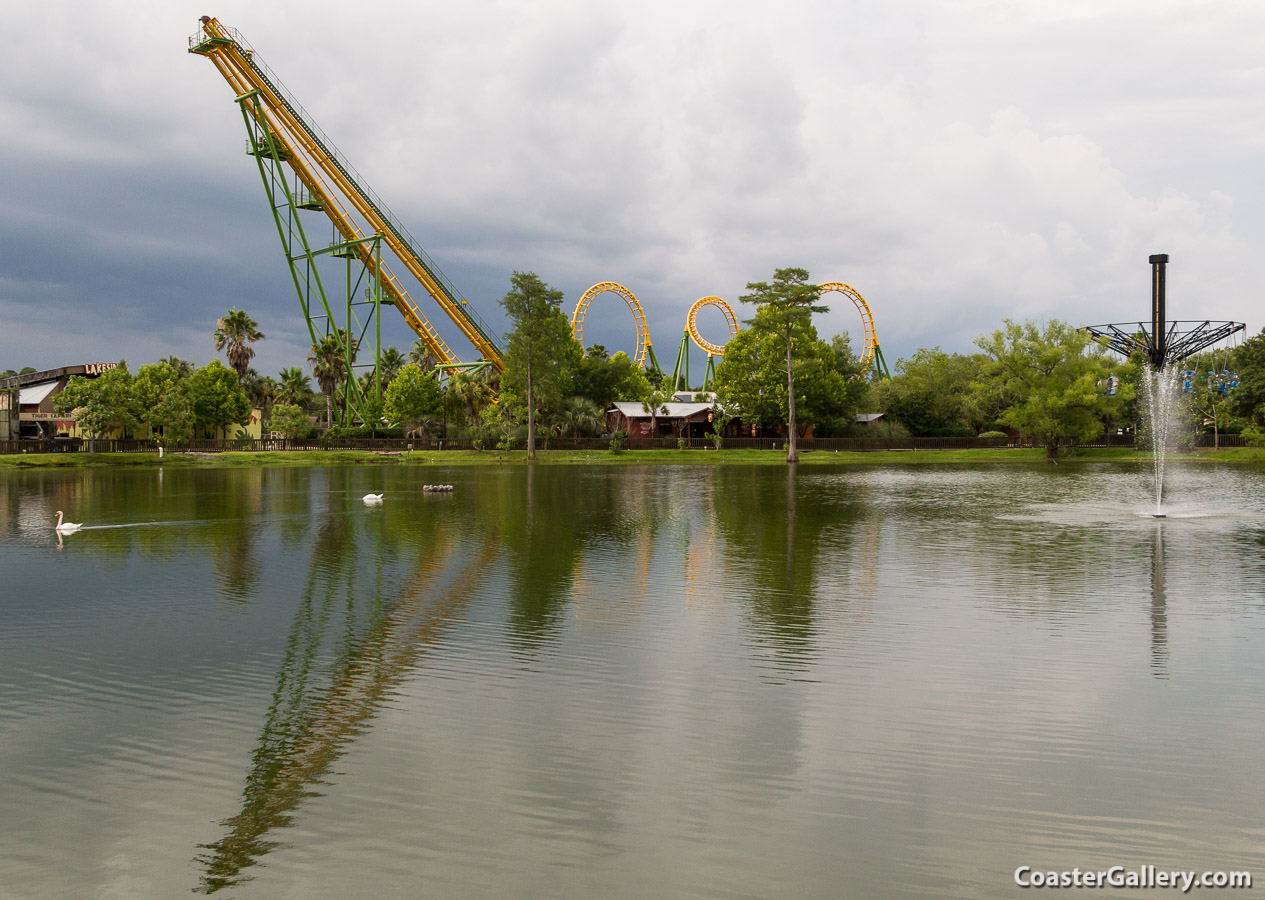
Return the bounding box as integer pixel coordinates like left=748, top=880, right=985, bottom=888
left=195, top=521, right=497, bottom=893
left=710, top=467, right=859, bottom=671
left=9, top=463, right=1265, bottom=898
left=1151, top=523, right=1168, bottom=678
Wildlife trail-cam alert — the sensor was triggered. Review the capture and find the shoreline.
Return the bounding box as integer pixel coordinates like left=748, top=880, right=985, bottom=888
left=1, top=447, right=1262, bottom=469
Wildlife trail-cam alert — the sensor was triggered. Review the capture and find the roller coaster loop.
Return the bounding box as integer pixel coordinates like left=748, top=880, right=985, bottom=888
left=686, top=297, right=738, bottom=355
left=818, top=282, right=890, bottom=380
left=571, top=282, right=652, bottom=370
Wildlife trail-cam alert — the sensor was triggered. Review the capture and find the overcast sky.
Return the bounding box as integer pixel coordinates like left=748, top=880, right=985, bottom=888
left=2, top=0, right=1262, bottom=378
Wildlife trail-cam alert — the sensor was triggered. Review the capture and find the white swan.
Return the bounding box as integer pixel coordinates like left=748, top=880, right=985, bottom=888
left=55, top=511, right=82, bottom=534
left=362, top=493, right=384, bottom=505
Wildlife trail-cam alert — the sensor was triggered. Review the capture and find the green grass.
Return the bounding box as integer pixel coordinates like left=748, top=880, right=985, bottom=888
left=3, top=445, right=1263, bottom=469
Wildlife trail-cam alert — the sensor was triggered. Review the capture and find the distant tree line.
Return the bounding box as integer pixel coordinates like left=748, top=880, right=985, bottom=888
left=18, top=269, right=1265, bottom=457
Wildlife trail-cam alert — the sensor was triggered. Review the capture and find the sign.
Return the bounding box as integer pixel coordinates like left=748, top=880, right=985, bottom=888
left=83, top=363, right=117, bottom=376
left=19, top=412, right=76, bottom=421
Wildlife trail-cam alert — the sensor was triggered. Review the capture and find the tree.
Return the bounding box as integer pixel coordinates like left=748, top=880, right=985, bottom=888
left=213, top=309, right=265, bottom=383
left=553, top=396, right=605, bottom=439
left=876, top=347, right=986, bottom=436
left=738, top=267, right=829, bottom=463
left=383, top=363, right=444, bottom=437
left=573, top=344, right=652, bottom=410
left=1228, top=328, right=1265, bottom=427
left=163, top=356, right=195, bottom=378
left=134, top=360, right=195, bottom=445
left=715, top=311, right=853, bottom=437
left=972, top=319, right=1130, bottom=458
left=53, top=362, right=141, bottom=442
left=269, top=403, right=313, bottom=439
left=277, top=366, right=314, bottom=408
left=448, top=369, right=493, bottom=428
left=308, top=334, right=348, bottom=428
left=241, top=368, right=277, bottom=421
left=379, top=345, right=406, bottom=391
left=407, top=339, right=437, bottom=370
left=189, top=359, right=252, bottom=437
left=640, top=387, right=672, bottom=439
left=499, top=272, right=581, bottom=459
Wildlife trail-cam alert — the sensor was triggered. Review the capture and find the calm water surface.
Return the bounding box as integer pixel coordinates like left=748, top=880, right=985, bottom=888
left=2, top=462, right=1265, bottom=898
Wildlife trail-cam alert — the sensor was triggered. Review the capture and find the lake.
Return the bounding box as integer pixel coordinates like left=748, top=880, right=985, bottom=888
left=2, top=461, right=1264, bottom=898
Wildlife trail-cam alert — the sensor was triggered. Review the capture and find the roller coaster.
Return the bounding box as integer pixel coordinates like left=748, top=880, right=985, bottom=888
left=191, top=17, right=888, bottom=420
left=190, top=17, right=502, bottom=425
left=571, top=281, right=889, bottom=391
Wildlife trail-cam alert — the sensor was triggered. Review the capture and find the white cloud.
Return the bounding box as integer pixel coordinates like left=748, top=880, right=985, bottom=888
left=1, top=0, right=1261, bottom=374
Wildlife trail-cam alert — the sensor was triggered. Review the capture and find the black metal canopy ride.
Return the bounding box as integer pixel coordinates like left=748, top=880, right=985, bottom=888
left=1083, top=254, right=1245, bottom=370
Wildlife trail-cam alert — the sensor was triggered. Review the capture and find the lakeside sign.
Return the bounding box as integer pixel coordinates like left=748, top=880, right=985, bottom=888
left=0, top=363, right=117, bottom=389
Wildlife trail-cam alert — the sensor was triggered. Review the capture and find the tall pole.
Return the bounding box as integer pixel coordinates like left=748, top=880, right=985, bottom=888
left=1149, top=253, right=1168, bottom=369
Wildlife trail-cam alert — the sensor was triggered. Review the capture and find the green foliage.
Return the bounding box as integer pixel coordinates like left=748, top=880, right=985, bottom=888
left=737, top=267, right=830, bottom=462
left=499, top=272, right=582, bottom=457
left=189, top=359, right=252, bottom=435
left=307, top=328, right=358, bottom=428
left=609, top=429, right=627, bottom=454
left=875, top=347, right=986, bottom=435
left=269, top=403, right=315, bottom=439
left=553, top=396, right=605, bottom=439
left=379, top=345, right=406, bottom=388
left=277, top=366, right=313, bottom=407
left=383, top=364, right=443, bottom=434
left=213, top=308, right=264, bottom=382
left=134, top=360, right=195, bottom=445
left=573, top=345, right=651, bottom=410
left=53, top=362, right=141, bottom=440
left=1227, top=327, right=1265, bottom=426
left=714, top=309, right=852, bottom=433
left=971, top=319, right=1129, bottom=458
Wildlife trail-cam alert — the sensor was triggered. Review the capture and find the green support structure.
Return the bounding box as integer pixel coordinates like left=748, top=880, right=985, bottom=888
left=871, top=342, right=891, bottom=380
left=238, top=92, right=384, bottom=426
left=669, top=330, right=690, bottom=393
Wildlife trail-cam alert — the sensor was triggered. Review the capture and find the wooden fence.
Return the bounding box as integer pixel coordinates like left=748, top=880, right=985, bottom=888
left=0, top=433, right=1251, bottom=456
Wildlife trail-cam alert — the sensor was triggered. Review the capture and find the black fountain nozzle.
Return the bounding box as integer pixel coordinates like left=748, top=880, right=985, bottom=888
left=1153, top=513, right=1166, bottom=518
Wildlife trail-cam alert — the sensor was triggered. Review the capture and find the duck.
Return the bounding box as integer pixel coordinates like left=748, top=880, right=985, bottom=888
left=55, top=511, right=82, bottom=534
left=362, top=493, right=384, bottom=505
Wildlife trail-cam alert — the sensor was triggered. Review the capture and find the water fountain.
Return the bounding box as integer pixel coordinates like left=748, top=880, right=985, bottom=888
left=1138, top=363, right=1182, bottom=516
left=1085, top=254, right=1244, bottom=517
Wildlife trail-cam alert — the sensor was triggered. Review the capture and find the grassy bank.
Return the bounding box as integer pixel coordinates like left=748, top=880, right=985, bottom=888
left=1, top=446, right=1262, bottom=469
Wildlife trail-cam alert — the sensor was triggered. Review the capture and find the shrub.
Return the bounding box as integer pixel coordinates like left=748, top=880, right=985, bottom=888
left=609, top=429, right=627, bottom=454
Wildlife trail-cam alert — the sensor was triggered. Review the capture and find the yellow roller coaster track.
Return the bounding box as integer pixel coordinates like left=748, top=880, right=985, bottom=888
left=819, top=281, right=877, bottom=379
left=686, top=296, right=738, bottom=355
left=571, top=282, right=652, bottom=369
left=189, top=17, right=502, bottom=371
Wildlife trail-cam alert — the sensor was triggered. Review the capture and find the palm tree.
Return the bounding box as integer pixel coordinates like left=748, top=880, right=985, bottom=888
left=307, top=335, right=347, bottom=428
left=277, top=366, right=313, bottom=408
left=241, top=368, right=278, bottom=419
left=556, top=396, right=605, bottom=439
left=641, top=388, right=672, bottom=441
left=213, top=309, right=265, bottom=383
left=163, top=355, right=195, bottom=378
left=407, top=339, right=437, bottom=370
left=448, top=369, right=492, bottom=427
left=379, top=345, right=406, bottom=391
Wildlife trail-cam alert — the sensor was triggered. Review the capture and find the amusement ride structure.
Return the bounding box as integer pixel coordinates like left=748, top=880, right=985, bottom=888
left=190, top=17, right=889, bottom=422
left=1084, top=255, right=1244, bottom=371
